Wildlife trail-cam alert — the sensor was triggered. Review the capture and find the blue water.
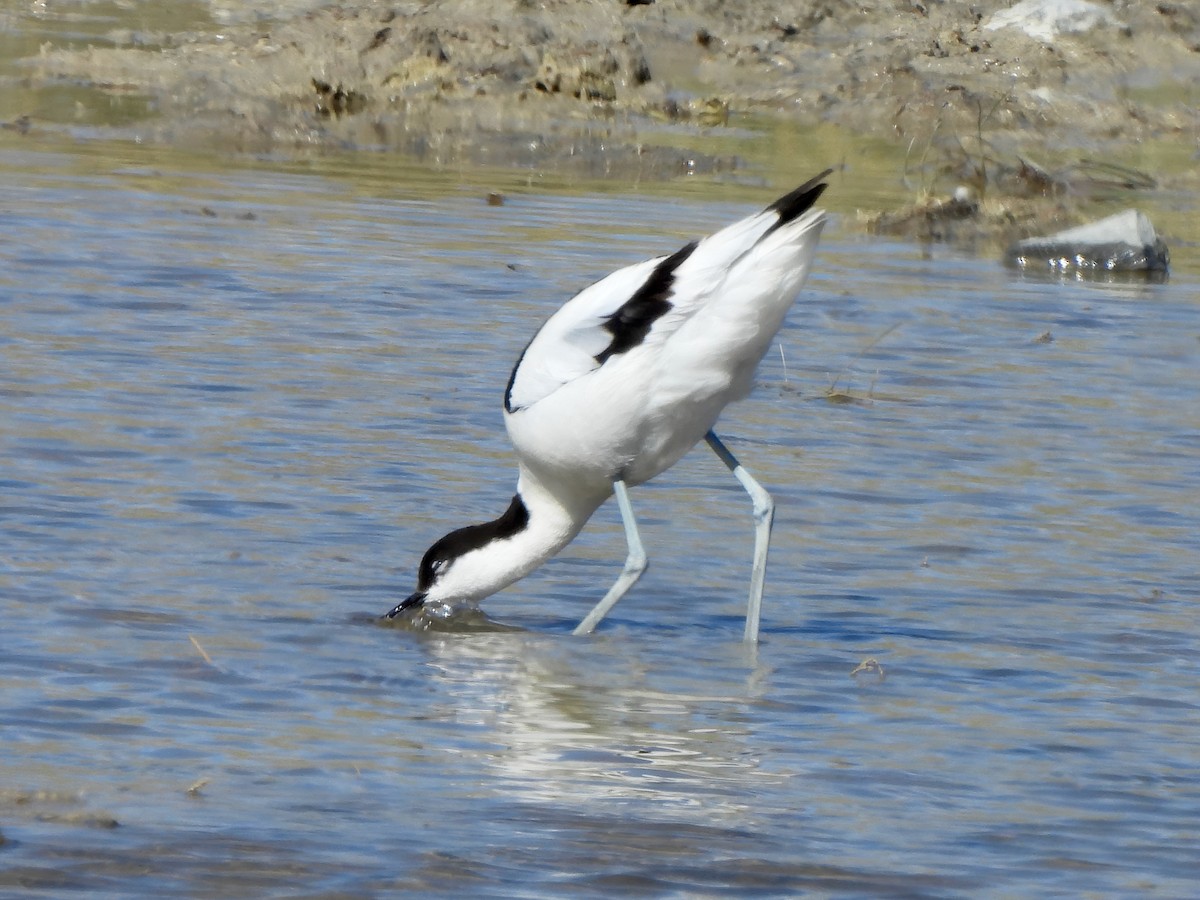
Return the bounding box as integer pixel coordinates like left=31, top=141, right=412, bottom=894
left=2, top=136, right=1199, bottom=897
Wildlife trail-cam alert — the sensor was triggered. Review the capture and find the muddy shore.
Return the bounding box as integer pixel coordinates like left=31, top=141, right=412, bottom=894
left=20, top=1, right=1200, bottom=239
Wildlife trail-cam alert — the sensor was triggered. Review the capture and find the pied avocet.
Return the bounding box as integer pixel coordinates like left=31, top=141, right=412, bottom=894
left=386, top=171, right=830, bottom=642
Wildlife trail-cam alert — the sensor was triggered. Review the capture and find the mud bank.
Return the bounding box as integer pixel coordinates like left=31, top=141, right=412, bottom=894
left=19, top=1, right=1200, bottom=236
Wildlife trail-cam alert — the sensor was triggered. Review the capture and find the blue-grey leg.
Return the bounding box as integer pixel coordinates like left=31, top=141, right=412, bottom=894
left=705, top=430, right=774, bottom=644
left=574, top=479, right=648, bottom=635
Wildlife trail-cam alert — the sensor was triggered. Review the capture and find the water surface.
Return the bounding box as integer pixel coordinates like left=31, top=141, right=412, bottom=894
left=1, top=136, right=1199, bottom=897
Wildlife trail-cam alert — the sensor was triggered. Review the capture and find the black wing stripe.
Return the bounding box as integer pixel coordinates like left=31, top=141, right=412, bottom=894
left=594, top=239, right=698, bottom=365
left=503, top=338, right=533, bottom=413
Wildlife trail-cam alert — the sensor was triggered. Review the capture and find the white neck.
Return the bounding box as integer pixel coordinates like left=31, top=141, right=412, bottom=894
left=425, top=466, right=607, bottom=605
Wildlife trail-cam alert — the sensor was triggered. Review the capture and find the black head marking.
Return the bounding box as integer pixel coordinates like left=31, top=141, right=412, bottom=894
left=594, top=239, right=698, bottom=365
left=763, top=169, right=832, bottom=237
left=416, top=493, right=530, bottom=591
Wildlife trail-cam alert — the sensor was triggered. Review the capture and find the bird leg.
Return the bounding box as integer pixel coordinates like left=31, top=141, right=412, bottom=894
left=704, top=430, right=774, bottom=644
left=573, top=479, right=647, bottom=635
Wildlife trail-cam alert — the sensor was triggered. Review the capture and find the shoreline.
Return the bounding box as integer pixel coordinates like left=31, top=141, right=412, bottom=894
left=13, top=1, right=1200, bottom=242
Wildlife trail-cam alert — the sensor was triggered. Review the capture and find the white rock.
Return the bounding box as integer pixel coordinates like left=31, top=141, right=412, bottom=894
left=1006, top=209, right=1170, bottom=276
left=1039, top=210, right=1159, bottom=249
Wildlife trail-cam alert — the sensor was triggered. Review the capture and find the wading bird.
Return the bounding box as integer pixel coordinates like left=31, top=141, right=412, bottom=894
left=386, top=171, right=830, bottom=642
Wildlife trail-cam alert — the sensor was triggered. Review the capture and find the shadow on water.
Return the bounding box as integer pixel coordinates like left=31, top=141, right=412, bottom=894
left=368, top=603, right=530, bottom=634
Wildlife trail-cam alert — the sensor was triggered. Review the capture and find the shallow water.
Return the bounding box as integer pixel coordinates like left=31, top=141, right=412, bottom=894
left=2, top=134, right=1199, bottom=897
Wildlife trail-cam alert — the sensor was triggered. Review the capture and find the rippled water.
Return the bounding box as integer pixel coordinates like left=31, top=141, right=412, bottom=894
left=2, top=136, right=1199, bottom=897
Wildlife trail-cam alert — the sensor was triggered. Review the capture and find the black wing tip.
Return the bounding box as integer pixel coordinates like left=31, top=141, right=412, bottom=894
left=767, top=167, right=834, bottom=227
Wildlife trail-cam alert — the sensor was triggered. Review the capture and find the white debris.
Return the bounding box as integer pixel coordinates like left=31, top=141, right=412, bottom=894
left=985, top=0, right=1124, bottom=42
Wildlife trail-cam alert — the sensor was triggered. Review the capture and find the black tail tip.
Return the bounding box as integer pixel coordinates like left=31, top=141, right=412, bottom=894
left=767, top=168, right=834, bottom=226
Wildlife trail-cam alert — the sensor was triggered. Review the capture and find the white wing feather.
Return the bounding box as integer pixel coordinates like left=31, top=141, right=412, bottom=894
left=505, top=256, right=661, bottom=412
left=505, top=203, right=785, bottom=413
